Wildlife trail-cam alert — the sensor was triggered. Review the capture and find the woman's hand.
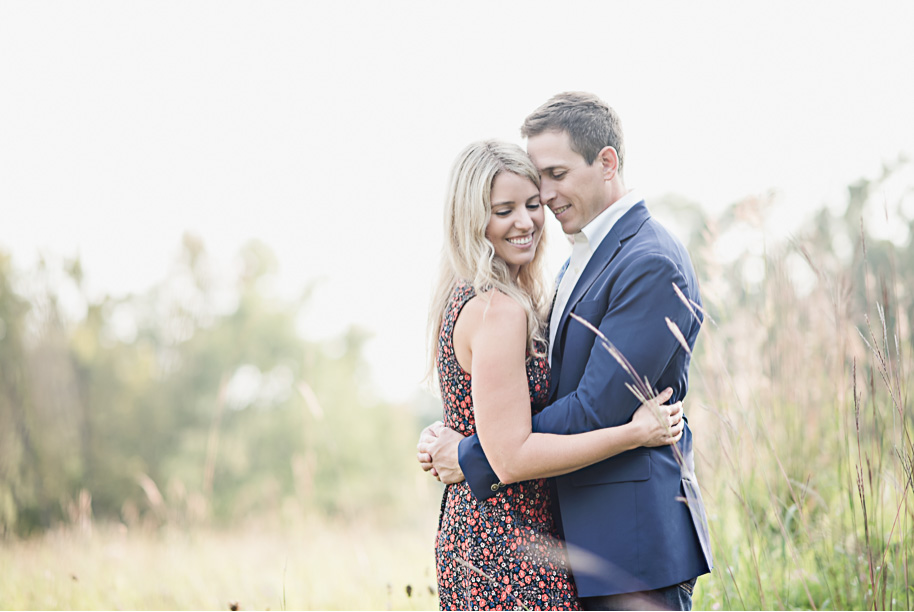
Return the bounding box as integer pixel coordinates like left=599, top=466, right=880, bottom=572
left=631, top=387, right=684, bottom=447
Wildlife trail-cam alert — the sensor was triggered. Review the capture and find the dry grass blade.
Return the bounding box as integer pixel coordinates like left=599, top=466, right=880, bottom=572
left=452, top=556, right=532, bottom=611
left=862, top=309, right=904, bottom=414
left=568, top=312, right=655, bottom=401
left=878, top=302, right=888, bottom=354
left=857, top=326, right=874, bottom=352
left=568, top=312, right=688, bottom=475
left=624, top=381, right=651, bottom=405
left=690, top=298, right=717, bottom=327
left=671, top=281, right=716, bottom=327
left=666, top=317, right=692, bottom=356
left=672, top=282, right=701, bottom=326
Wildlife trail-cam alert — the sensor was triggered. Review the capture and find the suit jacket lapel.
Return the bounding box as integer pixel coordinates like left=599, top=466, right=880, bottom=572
left=549, top=202, right=651, bottom=402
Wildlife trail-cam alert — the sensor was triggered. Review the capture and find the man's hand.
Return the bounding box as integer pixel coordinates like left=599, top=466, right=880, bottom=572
left=417, top=421, right=465, bottom=484
left=427, top=427, right=465, bottom=484
left=416, top=421, right=444, bottom=477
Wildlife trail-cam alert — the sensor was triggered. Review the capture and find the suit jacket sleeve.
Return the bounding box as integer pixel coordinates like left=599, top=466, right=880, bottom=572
left=458, top=433, right=499, bottom=500
left=459, top=252, right=697, bottom=500
left=532, top=252, right=696, bottom=434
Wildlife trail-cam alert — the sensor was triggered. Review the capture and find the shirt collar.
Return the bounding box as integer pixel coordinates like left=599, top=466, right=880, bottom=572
left=578, top=189, right=643, bottom=249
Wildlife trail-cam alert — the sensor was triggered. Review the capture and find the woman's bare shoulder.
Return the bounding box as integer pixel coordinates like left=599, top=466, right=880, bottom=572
left=465, top=289, right=525, bottom=332
left=456, top=289, right=523, bottom=333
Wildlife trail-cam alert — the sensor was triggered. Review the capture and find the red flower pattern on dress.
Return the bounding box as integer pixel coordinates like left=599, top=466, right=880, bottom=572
left=435, top=282, right=580, bottom=611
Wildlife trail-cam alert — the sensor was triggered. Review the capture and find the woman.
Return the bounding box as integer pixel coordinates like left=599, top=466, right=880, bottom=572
left=428, top=140, right=684, bottom=610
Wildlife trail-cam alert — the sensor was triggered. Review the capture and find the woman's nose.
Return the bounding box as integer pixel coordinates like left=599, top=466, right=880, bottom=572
left=515, top=210, right=534, bottom=229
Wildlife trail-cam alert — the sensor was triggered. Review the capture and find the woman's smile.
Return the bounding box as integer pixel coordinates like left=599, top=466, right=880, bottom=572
left=485, top=171, right=545, bottom=278
left=506, top=233, right=534, bottom=247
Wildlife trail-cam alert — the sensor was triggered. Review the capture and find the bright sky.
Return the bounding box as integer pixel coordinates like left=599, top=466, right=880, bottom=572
left=2, top=1, right=913, bottom=403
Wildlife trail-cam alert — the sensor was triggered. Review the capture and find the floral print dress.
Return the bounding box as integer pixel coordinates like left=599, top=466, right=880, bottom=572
left=435, top=282, right=580, bottom=611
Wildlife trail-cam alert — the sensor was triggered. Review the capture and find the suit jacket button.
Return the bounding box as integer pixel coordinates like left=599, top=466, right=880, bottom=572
left=490, top=484, right=499, bottom=492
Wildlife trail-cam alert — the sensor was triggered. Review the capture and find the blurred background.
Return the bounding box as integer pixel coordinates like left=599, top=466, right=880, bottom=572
left=2, top=1, right=913, bottom=610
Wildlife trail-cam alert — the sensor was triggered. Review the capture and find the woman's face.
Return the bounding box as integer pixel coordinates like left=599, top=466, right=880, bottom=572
left=485, top=171, right=544, bottom=279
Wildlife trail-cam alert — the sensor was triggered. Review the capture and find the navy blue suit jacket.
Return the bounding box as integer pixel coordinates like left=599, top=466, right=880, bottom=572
left=458, top=201, right=713, bottom=597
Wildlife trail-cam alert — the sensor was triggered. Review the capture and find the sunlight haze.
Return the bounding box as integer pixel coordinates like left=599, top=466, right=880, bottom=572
left=2, top=1, right=913, bottom=402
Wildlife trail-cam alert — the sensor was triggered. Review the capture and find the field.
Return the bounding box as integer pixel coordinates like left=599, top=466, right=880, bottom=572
left=0, top=513, right=444, bottom=611
left=3, top=283, right=910, bottom=612
left=2, top=177, right=913, bottom=610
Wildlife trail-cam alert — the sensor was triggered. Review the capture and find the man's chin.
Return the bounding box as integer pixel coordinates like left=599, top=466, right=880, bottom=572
left=560, top=221, right=578, bottom=234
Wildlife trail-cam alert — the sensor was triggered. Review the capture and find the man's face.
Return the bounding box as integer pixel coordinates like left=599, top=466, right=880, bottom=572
left=526, top=130, right=607, bottom=235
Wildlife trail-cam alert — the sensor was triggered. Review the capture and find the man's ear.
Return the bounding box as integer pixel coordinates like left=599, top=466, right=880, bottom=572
left=598, top=146, right=619, bottom=181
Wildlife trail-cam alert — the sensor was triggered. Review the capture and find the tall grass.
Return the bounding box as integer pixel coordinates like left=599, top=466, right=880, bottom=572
left=688, top=226, right=912, bottom=610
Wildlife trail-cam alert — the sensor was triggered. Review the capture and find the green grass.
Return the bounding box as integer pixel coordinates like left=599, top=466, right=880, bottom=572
left=0, top=513, right=442, bottom=611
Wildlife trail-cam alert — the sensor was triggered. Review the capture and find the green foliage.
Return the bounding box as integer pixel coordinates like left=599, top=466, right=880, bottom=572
left=0, top=237, right=426, bottom=536
left=0, top=253, right=37, bottom=534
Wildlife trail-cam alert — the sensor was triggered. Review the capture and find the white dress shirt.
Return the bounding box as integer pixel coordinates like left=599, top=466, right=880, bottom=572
left=549, top=189, right=643, bottom=365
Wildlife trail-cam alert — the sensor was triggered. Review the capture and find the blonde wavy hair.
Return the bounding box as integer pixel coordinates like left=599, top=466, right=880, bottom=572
left=426, top=140, right=550, bottom=384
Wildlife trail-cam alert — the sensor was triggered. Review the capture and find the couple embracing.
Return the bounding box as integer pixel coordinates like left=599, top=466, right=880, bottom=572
left=417, top=92, right=713, bottom=611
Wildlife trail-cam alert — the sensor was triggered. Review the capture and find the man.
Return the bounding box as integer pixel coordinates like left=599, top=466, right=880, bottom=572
left=419, top=92, right=712, bottom=610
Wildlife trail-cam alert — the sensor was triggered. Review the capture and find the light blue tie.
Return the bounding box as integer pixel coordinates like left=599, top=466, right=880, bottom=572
left=550, top=257, right=571, bottom=317
left=546, top=257, right=571, bottom=359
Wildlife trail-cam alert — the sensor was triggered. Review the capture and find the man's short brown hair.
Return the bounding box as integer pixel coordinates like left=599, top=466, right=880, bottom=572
left=521, top=92, right=625, bottom=170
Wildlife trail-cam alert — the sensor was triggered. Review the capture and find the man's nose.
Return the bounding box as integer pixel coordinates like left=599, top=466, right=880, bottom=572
left=539, top=181, right=556, bottom=206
